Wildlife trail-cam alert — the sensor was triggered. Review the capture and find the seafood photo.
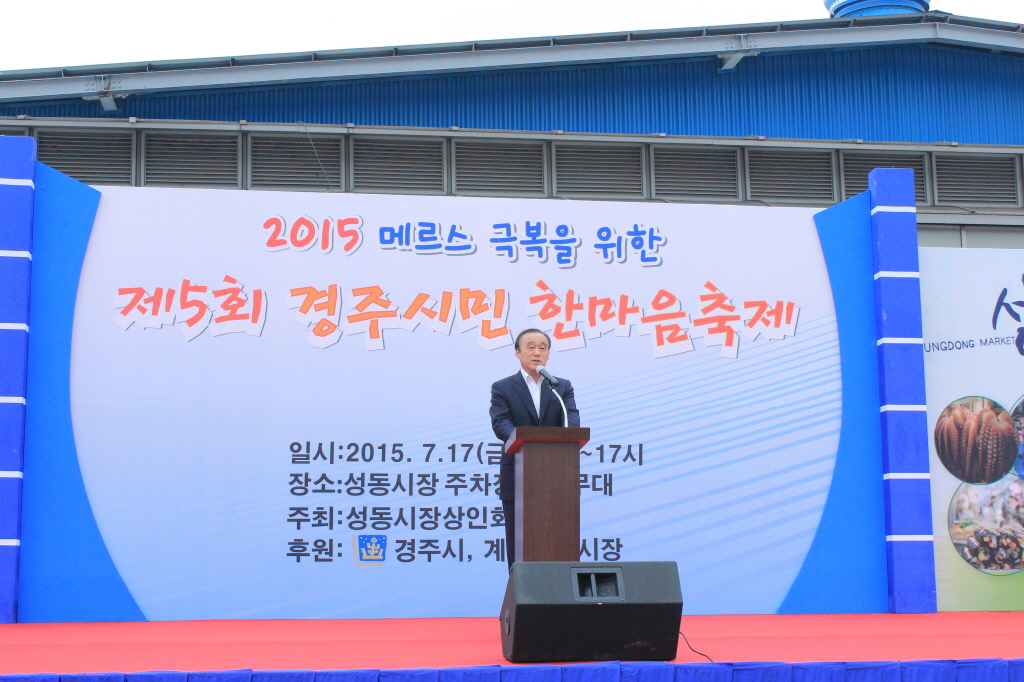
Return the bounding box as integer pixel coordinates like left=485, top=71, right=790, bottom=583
left=934, top=397, right=1017, bottom=484
left=948, top=476, right=1024, bottom=574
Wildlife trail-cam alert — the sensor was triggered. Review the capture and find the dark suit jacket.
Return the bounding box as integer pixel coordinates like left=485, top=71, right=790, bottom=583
left=489, top=371, right=580, bottom=501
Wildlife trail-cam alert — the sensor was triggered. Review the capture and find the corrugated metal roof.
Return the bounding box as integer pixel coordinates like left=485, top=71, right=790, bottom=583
left=0, top=12, right=977, bottom=81
left=4, top=45, right=1024, bottom=146
left=2, top=12, right=1024, bottom=104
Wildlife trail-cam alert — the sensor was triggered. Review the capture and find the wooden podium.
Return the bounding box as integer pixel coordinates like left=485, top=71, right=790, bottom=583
left=504, top=426, right=590, bottom=562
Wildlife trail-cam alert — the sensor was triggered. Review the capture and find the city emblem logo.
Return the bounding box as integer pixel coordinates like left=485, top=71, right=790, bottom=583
left=354, top=535, right=386, bottom=564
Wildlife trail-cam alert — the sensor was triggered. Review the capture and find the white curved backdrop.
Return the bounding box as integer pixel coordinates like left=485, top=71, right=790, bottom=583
left=69, top=188, right=840, bottom=619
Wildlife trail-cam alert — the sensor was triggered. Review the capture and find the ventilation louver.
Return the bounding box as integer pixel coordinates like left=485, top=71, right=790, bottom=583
left=250, top=135, right=342, bottom=191
left=841, top=152, right=927, bottom=203
left=351, top=137, right=445, bottom=194
left=747, top=149, right=835, bottom=203
left=653, top=146, right=740, bottom=200
left=0, top=128, right=27, bottom=137
left=143, top=134, right=240, bottom=188
left=37, top=130, right=134, bottom=185
left=453, top=141, right=545, bottom=195
left=935, top=155, right=1019, bottom=206
left=554, top=144, right=644, bottom=197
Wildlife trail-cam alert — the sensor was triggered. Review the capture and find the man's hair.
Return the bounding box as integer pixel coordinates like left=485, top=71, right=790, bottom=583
left=515, top=328, right=551, bottom=350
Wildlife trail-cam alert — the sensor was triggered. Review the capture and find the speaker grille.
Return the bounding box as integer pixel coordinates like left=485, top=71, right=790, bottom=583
left=502, top=562, right=682, bottom=663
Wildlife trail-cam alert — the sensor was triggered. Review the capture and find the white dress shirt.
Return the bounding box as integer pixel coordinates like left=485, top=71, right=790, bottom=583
left=521, top=368, right=543, bottom=417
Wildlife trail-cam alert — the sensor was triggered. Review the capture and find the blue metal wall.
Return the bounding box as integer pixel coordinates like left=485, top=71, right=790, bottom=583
left=4, top=44, right=1024, bottom=145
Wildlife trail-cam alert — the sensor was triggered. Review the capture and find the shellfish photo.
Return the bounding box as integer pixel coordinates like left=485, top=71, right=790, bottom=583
left=934, top=397, right=1018, bottom=484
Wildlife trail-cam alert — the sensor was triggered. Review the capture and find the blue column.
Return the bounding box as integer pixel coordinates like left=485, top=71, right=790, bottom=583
left=0, top=135, right=36, bottom=622
left=868, top=167, right=936, bottom=613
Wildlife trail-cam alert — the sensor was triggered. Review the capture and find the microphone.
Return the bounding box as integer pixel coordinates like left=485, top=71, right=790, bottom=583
left=537, top=366, right=569, bottom=428
left=537, top=366, right=559, bottom=386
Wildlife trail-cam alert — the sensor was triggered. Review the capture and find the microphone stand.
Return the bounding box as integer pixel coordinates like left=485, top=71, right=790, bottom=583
left=545, top=379, right=569, bottom=429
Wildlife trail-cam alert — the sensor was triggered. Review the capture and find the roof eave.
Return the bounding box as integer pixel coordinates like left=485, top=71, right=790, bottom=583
left=0, top=15, right=1022, bottom=104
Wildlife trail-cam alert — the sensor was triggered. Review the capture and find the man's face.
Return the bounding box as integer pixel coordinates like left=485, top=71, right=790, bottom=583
left=515, top=332, right=550, bottom=375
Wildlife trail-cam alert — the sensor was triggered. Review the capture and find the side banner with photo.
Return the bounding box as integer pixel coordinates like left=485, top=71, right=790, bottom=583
left=44, top=187, right=845, bottom=619
left=921, top=248, right=1024, bottom=610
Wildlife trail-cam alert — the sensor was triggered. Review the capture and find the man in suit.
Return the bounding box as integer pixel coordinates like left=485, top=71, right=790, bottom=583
left=489, top=328, right=580, bottom=568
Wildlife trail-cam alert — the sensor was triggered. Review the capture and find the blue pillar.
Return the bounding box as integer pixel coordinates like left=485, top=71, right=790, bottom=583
left=0, top=135, right=36, bottom=622
left=868, top=167, right=936, bottom=613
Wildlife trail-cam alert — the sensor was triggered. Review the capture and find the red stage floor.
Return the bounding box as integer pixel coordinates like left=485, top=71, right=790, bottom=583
left=0, top=612, right=1022, bottom=674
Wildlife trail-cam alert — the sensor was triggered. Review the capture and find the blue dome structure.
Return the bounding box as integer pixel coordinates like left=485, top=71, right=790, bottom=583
left=826, top=0, right=929, bottom=16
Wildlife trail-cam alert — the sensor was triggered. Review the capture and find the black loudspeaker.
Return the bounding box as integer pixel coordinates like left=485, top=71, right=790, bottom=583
left=500, top=561, right=682, bottom=663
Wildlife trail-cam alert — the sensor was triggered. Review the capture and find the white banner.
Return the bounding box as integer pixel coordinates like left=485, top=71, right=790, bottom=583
left=921, top=248, right=1024, bottom=610
left=70, top=187, right=840, bottom=619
